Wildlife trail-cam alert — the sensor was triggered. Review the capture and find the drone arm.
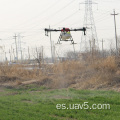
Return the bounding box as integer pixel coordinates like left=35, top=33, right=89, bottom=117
left=45, top=28, right=61, bottom=32
left=45, top=28, right=61, bottom=36
left=70, top=27, right=86, bottom=35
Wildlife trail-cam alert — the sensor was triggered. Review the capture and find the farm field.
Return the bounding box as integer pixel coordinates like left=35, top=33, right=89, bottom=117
left=0, top=56, right=120, bottom=120
left=0, top=0, right=120, bottom=119
left=0, top=85, right=120, bottom=120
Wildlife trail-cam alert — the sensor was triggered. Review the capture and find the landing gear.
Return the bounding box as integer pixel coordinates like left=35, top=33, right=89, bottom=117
left=56, top=36, right=76, bottom=44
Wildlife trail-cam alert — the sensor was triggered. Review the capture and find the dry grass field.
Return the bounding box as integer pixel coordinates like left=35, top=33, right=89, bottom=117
left=0, top=55, right=120, bottom=120
left=0, top=55, right=120, bottom=91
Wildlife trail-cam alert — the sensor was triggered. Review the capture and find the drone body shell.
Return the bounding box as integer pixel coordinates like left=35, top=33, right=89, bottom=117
left=60, top=32, right=72, bottom=40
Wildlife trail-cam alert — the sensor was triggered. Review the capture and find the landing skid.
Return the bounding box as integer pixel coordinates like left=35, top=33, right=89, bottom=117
left=56, top=36, right=76, bottom=44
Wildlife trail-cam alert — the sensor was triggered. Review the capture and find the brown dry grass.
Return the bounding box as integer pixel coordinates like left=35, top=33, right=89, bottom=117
left=0, top=56, right=120, bottom=91
left=50, top=56, right=120, bottom=89
left=0, top=65, right=44, bottom=79
left=91, top=56, right=117, bottom=72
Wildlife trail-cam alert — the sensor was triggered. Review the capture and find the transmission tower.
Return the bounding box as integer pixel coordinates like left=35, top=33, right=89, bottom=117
left=80, top=0, right=99, bottom=52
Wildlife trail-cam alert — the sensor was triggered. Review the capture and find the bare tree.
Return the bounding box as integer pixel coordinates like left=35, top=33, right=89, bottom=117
left=33, top=47, right=43, bottom=69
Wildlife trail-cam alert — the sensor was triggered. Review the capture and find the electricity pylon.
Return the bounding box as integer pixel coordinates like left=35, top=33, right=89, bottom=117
left=80, top=0, right=99, bottom=52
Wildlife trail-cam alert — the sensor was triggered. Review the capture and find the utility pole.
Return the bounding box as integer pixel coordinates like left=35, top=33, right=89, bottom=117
left=89, top=40, right=92, bottom=53
left=72, top=43, right=76, bottom=59
left=13, top=34, right=18, bottom=60
left=41, top=46, right=44, bottom=64
left=52, top=41, right=56, bottom=63
left=36, top=47, right=38, bottom=59
left=11, top=45, right=13, bottom=62
left=101, top=39, right=104, bottom=52
left=4, top=52, right=6, bottom=62
left=13, top=49, right=15, bottom=61
left=9, top=49, right=11, bottom=62
left=53, top=43, right=56, bottom=63
left=28, top=46, right=30, bottom=60
left=100, top=39, right=105, bottom=57
left=111, top=9, right=118, bottom=55
left=21, top=50, right=23, bottom=62
left=49, top=25, right=53, bottom=63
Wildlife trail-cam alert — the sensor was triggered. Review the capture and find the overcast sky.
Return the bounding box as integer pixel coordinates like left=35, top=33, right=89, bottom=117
left=0, top=0, right=120, bottom=59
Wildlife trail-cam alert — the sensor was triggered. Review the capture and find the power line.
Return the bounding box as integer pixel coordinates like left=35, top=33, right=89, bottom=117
left=52, top=10, right=79, bottom=27
left=23, top=0, right=76, bottom=30
left=9, top=0, right=63, bottom=29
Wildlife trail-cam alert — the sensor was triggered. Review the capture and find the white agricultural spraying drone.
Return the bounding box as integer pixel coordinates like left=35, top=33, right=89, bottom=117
left=44, top=27, right=86, bottom=44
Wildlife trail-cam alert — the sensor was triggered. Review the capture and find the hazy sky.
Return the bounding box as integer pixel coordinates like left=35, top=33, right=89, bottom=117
left=0, top=0, right=120, bottom=58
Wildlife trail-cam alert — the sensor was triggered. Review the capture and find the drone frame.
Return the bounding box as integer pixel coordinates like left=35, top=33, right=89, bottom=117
left=44, top=27, right=86, bottom=44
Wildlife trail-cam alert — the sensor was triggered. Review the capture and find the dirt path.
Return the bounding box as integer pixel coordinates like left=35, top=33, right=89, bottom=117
left=21, top=80, right=40, bottom=85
